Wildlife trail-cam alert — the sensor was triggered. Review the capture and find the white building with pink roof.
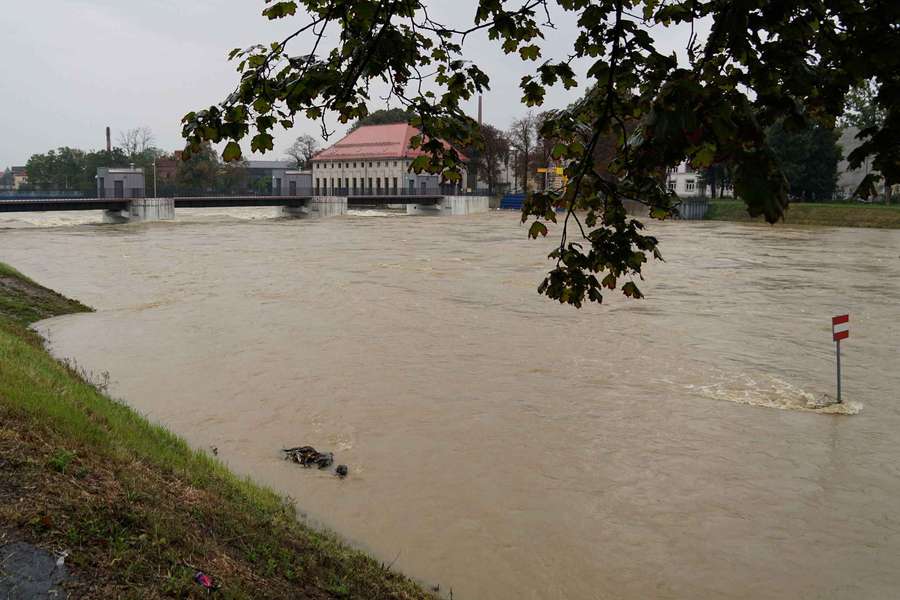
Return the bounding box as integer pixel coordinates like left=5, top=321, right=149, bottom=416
left=310, top=123, right=470, bottom=195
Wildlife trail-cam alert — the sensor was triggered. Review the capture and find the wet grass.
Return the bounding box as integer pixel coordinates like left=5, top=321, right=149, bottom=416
left=0, top=261, right=433, bottom=599
left=705, top=200, right=900, bottom=229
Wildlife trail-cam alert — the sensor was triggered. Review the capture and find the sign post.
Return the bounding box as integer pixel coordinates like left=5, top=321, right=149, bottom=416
left=832, top=314, right=850, bottom=403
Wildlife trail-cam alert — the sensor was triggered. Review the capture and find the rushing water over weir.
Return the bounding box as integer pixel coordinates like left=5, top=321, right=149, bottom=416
left=1, top=209, right=899, bottom=599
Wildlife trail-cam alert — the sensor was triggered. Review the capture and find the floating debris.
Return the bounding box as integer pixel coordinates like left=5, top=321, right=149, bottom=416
left=282, top=446, right=334, bottom=469
left=335, top=464, right=348, bottom=478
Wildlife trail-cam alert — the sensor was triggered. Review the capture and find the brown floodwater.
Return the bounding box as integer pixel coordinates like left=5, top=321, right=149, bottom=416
left=1, top=209, right=898, bottom=599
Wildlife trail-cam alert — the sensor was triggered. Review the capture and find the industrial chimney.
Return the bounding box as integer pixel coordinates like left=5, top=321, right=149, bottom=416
left=478, top=96, right=483, bottom=126
left=106, top=127, right=111, bottom=153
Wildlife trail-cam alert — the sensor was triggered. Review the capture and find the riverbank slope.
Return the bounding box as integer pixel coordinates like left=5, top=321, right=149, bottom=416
left=0, top=261, right=432, bottom=599
left=705, top=199, right=900, bottom=228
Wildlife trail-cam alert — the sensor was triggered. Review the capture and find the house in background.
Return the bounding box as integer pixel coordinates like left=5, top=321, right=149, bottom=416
left=10, top=166, right=28, bottom=190
left=666, top=163, right=732, bottom=198
left=310, top=123, right=469, bottom=195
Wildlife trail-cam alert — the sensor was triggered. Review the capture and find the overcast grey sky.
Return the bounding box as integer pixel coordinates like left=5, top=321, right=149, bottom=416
left=0, top=1, right=707, bottom=168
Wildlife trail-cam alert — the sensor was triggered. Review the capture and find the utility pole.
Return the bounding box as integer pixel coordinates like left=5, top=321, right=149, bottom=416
left=153, top=160, right=157, bottom=198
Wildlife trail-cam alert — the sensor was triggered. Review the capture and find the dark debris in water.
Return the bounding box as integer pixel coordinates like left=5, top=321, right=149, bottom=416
left=282, top=446, right=334, bottom=469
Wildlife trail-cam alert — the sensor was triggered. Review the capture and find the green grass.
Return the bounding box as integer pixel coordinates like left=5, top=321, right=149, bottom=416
left=705, top=199, right=900, bottom=229
left=0, top=262, right=433, bottom=599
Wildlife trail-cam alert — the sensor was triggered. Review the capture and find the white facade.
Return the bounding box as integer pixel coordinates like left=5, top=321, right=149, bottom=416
left=311, top=158, right=457, bottom=195
left=666, top=163, right=732, bottom=198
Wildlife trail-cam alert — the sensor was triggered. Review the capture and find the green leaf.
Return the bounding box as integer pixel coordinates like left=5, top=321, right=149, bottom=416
left=222, top=141, right=242, bottom=162
left=250, top=133, right=274, bottom=153
left=528, top=221, right=548, bottom=238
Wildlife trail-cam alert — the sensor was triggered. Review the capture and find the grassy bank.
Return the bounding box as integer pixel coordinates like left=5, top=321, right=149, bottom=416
left=0, top=262, right=433, bottom=599
left=705, top=199, right=900, bottom=229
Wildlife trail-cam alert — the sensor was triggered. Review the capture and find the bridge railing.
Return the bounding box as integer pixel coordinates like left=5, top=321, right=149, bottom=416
left=0, top=187, right=496, bottom=201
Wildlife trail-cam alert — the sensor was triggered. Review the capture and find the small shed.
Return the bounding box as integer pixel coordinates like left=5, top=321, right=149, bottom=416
left=97, top=167, right=145, bottom=199
left=271, top=169, right=312, bottom=196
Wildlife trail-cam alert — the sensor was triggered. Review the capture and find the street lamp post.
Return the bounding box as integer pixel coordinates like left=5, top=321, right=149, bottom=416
left=153, top=160, right=158, bottom=198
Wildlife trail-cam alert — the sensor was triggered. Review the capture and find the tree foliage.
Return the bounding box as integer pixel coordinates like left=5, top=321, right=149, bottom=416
left=841, top=79, right=887, bottom=131
left=182, top=0, right=900, bottom=307
left=285, top=134, right=320, bottom=168
left=25, top=147, right=131, bottom=193
left=174, top=143, right=221, bottom=194
left=118, top=127, right=156, bottom=159
left=474, top=123, right=510, bottom=195
left=348, top=107, right=415, bottom=131
left=767, top=121, right=841, bottom=202
left=508, top=113, right=539, bottom=193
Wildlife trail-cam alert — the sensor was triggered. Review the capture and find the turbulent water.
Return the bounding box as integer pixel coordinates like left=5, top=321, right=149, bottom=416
left=2, top=208, right=899, bottom=599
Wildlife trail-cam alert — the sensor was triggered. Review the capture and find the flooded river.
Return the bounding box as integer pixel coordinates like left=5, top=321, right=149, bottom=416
left=2, top=209, right=899, bottom=599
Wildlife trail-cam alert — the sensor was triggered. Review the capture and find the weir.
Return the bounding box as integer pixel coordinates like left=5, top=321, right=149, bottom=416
left=104, top=198, right=176, bottom=223
left=1, top=193, right=491, bottom=222
left=406, top=196, right=491, bottom=216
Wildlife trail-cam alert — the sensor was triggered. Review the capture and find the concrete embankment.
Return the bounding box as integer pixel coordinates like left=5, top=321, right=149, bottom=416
left=0, top=261, right=434, bottom=599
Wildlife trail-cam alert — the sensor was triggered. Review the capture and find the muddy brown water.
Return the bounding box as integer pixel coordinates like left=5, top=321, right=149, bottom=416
left=1, top=209, right=899, bottom=599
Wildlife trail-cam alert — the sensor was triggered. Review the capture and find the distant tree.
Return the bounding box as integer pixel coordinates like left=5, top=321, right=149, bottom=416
left=118, top=127, right=156, bottom=159
left=840, top=79, right=892, bottom=203
left=767, top=121, right=842, bottom=202
left=348, top=108, right=415, bottom=132
left=219, top=159, right=250, bottom=194
left=473, top=124, right=510, bottom=195
left=698, top=163, right=733, bottom=199
left=508, top=114, right=538, bottom=193
left=841, top=79, right=886, bottom=131
left=24, top=146, right=148, bottom=194
left=285, top=134, right=320, bottom=169
left=26, top=148, right=80, bottom=191
left=175, top=143, right=219, bottom=194
left=0, top=168, right=12, bottom=189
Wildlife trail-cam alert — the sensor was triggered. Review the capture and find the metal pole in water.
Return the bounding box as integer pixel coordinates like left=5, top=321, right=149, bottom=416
left=836, top=338, right=842, bottom=404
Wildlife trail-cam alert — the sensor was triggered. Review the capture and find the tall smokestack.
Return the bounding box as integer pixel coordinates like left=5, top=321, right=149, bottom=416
left=478, top=96, right=483, bottom=126
left=106, top=127, right=111, bottom=152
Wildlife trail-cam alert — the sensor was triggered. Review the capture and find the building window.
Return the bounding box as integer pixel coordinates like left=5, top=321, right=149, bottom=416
left=369, top=162, right=373, bottom=168
left=393, top=161, right=397, bottom=167
left=392, top=177, right=398, bottom=191
left=685, top=179, right=695, bottom=192
left=368, top=177, right=373, bottom=190
left=376, top=178, right=381, bottom=190
left=352, top=177, right=357, bottom=191
left=667, top=180, right=676, bottom=191
left=330, top=177, right=334, bottom=191
left=315, top=178, right=320, bottom=193
left=344, top=178, right=349, bottom=190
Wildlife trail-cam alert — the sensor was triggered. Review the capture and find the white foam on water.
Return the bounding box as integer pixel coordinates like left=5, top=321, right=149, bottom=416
left=347, top=209, right=396, bottom=217
left=687, top=374, right=862, bottom=415
left=0, top=212, right=105, bottom=228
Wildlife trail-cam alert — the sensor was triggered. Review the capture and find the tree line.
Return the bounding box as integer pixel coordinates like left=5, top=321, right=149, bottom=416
left=15, top=128, right=322, bottom=197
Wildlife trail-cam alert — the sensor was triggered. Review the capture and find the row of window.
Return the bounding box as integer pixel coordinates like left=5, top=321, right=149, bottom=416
left=668, top=179, right=696, bottom=191
left=667, top=179, right=734, bottom=192
left=315, top=176, right=402, bottom=191
left=314, top=160, right=404, bottom=169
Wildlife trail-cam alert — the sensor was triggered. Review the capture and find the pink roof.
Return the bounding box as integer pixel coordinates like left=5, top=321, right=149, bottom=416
left=312, top=123, right=467, bottom=162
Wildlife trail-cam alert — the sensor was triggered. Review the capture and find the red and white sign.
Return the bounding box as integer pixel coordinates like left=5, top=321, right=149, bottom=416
left=832, top=314, right=850, bottom=341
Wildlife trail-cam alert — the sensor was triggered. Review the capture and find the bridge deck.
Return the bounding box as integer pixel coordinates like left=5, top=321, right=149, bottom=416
left=0, top=194, right=447, bottom=212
